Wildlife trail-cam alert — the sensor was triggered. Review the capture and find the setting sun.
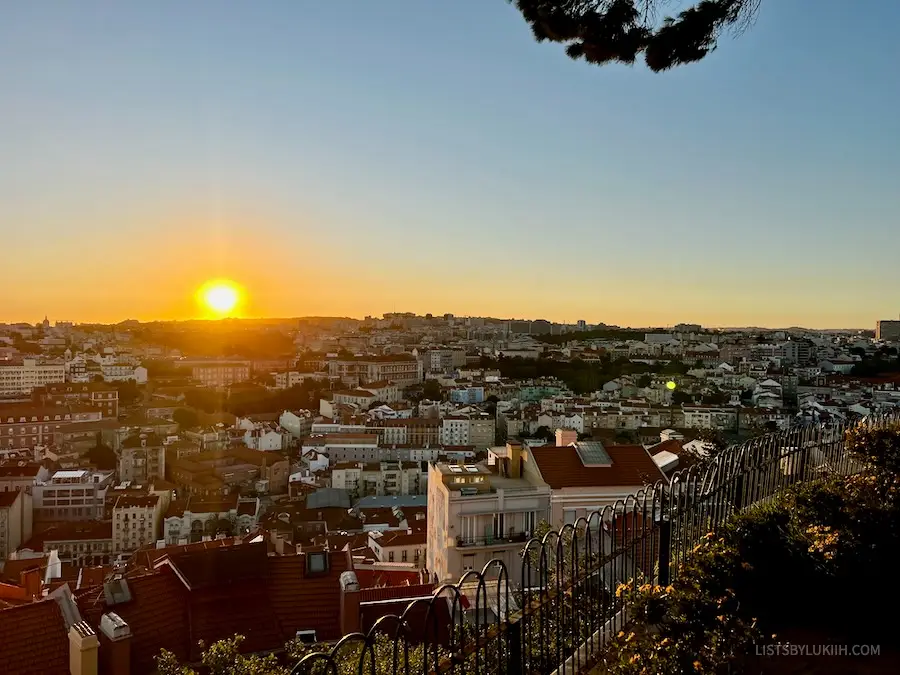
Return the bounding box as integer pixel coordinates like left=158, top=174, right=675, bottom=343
left=197, top=279, right=242, bottom=317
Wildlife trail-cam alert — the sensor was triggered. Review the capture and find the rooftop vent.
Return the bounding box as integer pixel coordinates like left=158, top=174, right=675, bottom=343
left=103, top=578, right=132, bottom=606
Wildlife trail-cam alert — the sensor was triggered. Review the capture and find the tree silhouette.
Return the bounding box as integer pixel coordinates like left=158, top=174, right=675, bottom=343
left=510, top=0, right=760, bottom=72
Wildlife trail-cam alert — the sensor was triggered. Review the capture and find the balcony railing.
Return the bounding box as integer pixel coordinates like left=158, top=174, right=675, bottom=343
left=456, top=531, right=529, bottom=548
left=289, top=413, right=893, bottom=675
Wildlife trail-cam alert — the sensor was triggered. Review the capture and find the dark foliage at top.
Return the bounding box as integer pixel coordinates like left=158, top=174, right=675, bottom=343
left=510, top=0, right=760, bottom=71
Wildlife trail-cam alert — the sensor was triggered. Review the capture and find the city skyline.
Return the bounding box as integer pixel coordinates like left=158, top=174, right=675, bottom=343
left=3, top=1, right=899, bottom=328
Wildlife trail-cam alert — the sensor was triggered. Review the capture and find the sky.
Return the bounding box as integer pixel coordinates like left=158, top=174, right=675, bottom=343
left=2, top=1, right=899, bottom=329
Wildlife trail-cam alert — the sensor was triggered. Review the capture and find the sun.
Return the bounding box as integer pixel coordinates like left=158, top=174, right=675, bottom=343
left=197, top=279, right=242, bottom=317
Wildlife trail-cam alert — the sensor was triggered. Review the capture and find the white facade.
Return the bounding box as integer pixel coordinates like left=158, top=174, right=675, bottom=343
left=0, top=359, right=66, bottom=395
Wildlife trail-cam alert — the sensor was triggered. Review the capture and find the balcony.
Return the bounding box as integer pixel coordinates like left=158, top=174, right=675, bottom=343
left=456, top=530, right=529, bottom=548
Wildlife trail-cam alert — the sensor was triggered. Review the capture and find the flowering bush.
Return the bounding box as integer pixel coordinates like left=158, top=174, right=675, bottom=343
left=601, top=535, right=763, bottom=674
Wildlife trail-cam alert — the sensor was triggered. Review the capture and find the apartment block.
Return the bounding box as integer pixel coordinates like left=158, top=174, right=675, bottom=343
left=0, top=405, right=103, bottom=450
left=191, top=362, right=251, bottom=388
left=0, top=359, right=66, bottom=396
left=426, top=446, right=550, bottom=585
left=32, top=469, right=115, bottom=522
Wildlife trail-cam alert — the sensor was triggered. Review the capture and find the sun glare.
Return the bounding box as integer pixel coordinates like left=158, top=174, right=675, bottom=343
left=198, top=280, right=241, bottom=317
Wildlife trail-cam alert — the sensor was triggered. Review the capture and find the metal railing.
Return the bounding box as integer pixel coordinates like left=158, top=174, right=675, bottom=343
left=290, top=414, right=894, bottom=675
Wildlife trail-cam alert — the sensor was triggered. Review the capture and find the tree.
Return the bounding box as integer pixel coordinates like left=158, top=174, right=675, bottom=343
left=509, top=0, right=761, bottom=72
left=173, top=407, right=200, bottom=430
left=86, top=443, right=117, bottom=471
left=636, top=374, right=652, bottom=388
left=113, top=379, right=141, bottom=406
left=534, top=425, right=555, bottom=442
left=422, top=379, right=443, bottom=401
left=157, top=636, right=286, bottom=675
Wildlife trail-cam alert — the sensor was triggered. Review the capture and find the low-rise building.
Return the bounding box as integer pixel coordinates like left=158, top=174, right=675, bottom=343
left=32, top=469, right=115, bottom=522
left=17, top=520, right=114, bottom=566
left=191, top=362, right=251, bottom=388
left=0, top=405, right=103, bottom=451
left=426, top=447, right=551, bottom=584
left=163, top=494, right=260, bottom=545
left=368, top=529, right=427, bottom=567
left=0, top=489, right=32, bottom=560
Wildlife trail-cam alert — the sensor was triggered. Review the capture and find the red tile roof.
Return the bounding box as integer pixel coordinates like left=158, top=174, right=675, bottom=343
left=353, top=568, right=424, bottom=589
left=0, top=599, right=69, bottom=675
left=0, top=491, right=21, bottom=508
left=528, top=445, right=666, bottom=489
left=266, top=551, right=349, bottom=642
left=21, top=520, right=113, bottom=550
left=160, top=541, right=268, bottom=590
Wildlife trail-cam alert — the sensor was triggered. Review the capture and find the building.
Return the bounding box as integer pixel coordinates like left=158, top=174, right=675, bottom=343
left=304, top=434, right=384, bottom=462
left=523, top=441, right=667, bottom=527
left=0, top=405, right=103, bottom=450
left=368, top=529, right=427, bottom=567
left=191, top=362, right=251, bottom=388
left=35, top=382, right=120, bottom=417
left=279, top=409, right=316, bottom=438
left=330, top=461, right=425, bottom=499
left=162, top=494, right=260, bottom=545
left=0, top=462, right=48, bottom=493
left=875, top=318, right=900, bottom=342
left=361, top=380, right=401, bottom=404
left=681, top=405, right=739, bottom=431
left=32, top=469, right=115, bottom=522
left=0, top=358, right=66, bottom=396
left=118, top=433, right=166, bottom=484
left=17, top=520, right=114, bottom=566
left=440, top=413, right=495, bottom=448
left=0, top=489, right=32, bottom=560
left=426, top=447, right=551, bottom=584
left=328, top=356, right=422, bottom=388
left=112, top=494, right=165, bottom=555
left=449, top=387, right=486, bottom=404
left=166, top=447, right=289, bottom=496
left=332, top=389, right=377, bottom=409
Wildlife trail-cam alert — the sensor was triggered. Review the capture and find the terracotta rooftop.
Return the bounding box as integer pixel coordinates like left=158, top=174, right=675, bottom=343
left=21, top=520, right=113, bottom=550
left=159, top=540, right=269, bottom=590
left=528, top=444, right=666, bottom=489
left=0, top=491, right=21, bottom=508
left=0, top=598, right=69, bottom=675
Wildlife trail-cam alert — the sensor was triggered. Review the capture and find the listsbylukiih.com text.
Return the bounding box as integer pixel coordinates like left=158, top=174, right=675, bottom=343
left=756, top=643, right=880, bottom=657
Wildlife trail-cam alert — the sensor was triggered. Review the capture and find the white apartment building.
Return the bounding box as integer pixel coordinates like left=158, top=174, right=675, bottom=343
left=330, top=461, right=425, bottom=499
left=0, top=358, right=66, bottom=395
left=682, top=405, right=739, bottom=430
left=426, top=449, right=550, bottom=585
left=279, top=409, right=316, bottom=438
left=328, top=357, right=422, bottom=388
left=440, top=413, right=496, bottom=448
left=304, top=433, right=385, bottom=462
left=32, top=469, right=115, bottom=522
left=112, top=494, right=164, bottom=554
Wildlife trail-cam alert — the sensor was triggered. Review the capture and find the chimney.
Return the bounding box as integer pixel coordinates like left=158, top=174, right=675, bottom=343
left=69, top=621, right=99, bottom=675
left=339, top=571, right=361, bottom=635
left=555, top=428, right=578, bottom=447
left=506, top=442, right=522, bottom=479
left=98, top=612, right=132, bottom=675
left=20, top=568, right=42, bottom=601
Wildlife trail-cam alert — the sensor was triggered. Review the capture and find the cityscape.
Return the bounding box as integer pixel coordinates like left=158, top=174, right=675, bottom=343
left=4, top=0, right=900, bottom=673
left=0, top=311, right=899, bottom=672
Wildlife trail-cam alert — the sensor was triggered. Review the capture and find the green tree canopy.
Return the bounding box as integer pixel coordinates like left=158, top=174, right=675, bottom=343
left=173, top=407, right=201, bottom=430
left=510, top=0, right=760, bottom=72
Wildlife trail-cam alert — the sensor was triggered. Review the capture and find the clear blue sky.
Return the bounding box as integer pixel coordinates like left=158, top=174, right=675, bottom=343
left=2, top=0, right=898, bottom=328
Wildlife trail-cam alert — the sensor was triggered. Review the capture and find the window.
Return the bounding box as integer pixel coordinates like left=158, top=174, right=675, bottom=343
left=388, top=551, right=394, bottom=562
left=306, top=551, right=328, bottom=575
left=462, top=554, right=475, bottom=573
left=401, top=550, right=408, bottom=562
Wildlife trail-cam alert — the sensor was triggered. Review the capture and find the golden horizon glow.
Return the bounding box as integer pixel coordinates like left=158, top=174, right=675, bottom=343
left=197, top=279, right=242, bottom=317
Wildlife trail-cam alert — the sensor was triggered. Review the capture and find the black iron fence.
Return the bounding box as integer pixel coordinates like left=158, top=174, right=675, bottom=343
left=290, top=415, right=893, bottom=675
